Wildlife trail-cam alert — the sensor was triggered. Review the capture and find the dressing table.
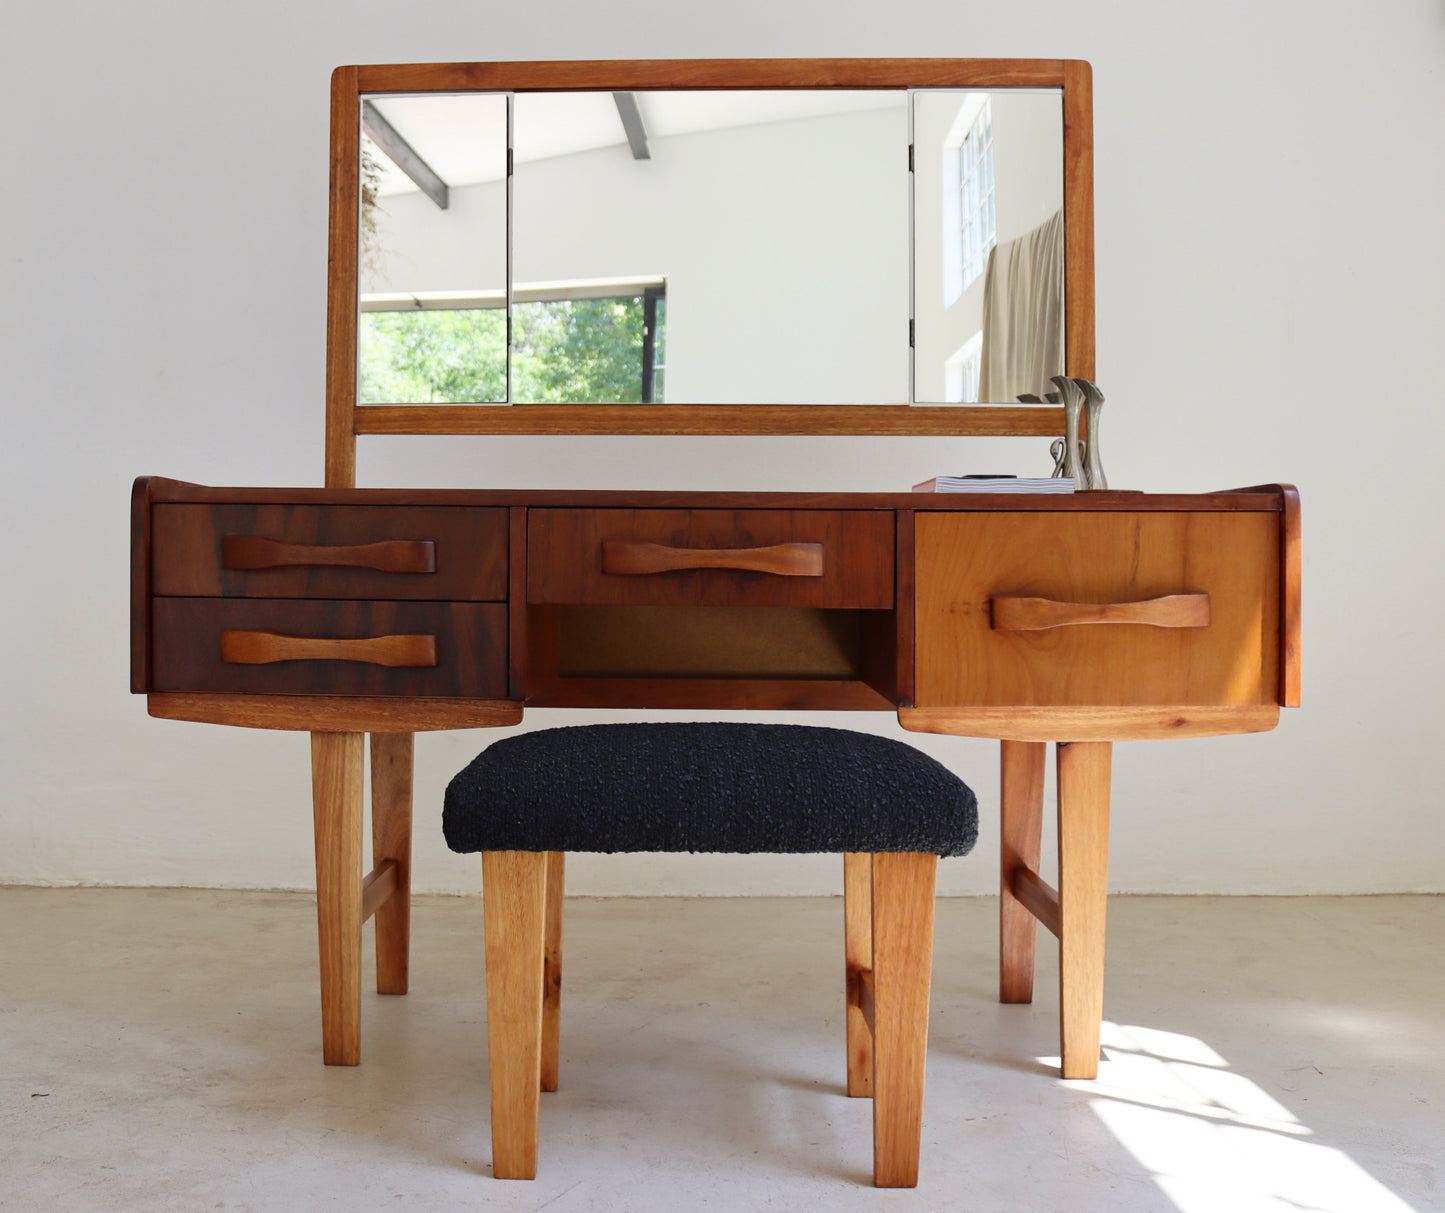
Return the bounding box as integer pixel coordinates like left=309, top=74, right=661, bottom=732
left=130, top=58, right=1300, bottom=1082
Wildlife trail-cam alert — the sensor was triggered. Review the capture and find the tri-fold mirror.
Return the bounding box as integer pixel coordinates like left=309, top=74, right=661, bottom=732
left=327, top=61, right=1093, bottom=448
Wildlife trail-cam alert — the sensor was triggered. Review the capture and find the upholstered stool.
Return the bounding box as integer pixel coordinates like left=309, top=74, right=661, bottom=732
left=443, top=722, right=977, bottom=1188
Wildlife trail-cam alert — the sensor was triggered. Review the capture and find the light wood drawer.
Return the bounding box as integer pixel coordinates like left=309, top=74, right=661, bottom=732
left=914, top=512, right=1280, bottom=707
left=527, top=509, right=894, bottom=608
left=151, top=598, right=508, bottom=697
left=151, top=505, right=508, bottom=601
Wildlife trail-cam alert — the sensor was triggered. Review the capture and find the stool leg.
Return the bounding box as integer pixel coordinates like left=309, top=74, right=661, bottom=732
left=370, top=732, right=413, bottom=996
left=541, top=851, right=565, bottom=1093
left=1000, top=739, right=1047, bottom=1003
left=843, top=852, right=874, bottom=1097
left=1057, top=741, right=1112, bottom=1080
left=311, top=731, right=364, bottom=1066
left=871, top=851, right=938, bottom=1189
left=482, top=850, right=548, bottom=1180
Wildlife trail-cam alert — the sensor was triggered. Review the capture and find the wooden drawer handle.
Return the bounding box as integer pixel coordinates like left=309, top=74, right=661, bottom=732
left=600, top=540, right=824, bottom=577
left=222, top=535, right=436, bottom=574
left=219, top=630, right=439, bottom=667
left=991, top=593, right=1211, bottom=631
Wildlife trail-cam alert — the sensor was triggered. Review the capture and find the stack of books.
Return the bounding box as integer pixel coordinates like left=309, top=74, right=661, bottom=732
left=912, top=475, right=1076, bottom=493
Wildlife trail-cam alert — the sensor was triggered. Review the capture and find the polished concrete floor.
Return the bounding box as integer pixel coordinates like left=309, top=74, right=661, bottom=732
left=1, top=888, right=1441, bottom=1212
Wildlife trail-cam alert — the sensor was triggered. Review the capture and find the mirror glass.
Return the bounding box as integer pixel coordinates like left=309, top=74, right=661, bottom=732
left=912, top=89, right=1065, bottom=403
left=512, top=91, right=909, bottom=405
left=352, top=86, right=1065, bottom=407
left=358, top=93, right=509, bottom=403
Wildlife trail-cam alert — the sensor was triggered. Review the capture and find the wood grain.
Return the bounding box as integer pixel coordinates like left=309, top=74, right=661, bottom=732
left=525, top=673, right=894, bottom=712
left=1280, top=485, right=1302, bottom=707
left=870, top=851, right=937, bottom=1189
left=354, top=403, right=1068, bottom=438
left=143, top=477, right=1283, bottom=512
left=152, top=504, right=507, bottom=601
left=312, top=731, right=364, bottom=1065
left=601, top=540, right=824, bottom=578
left=326, top=65, right=360, bottom=489
left=353, top=58, right=1074, bottom=93
left=131, top=477, right=153, bottom=693
left=360, top=859, right=398, bottom=922
left=146, top=692, right=522, bottom=732
left=999, top=740, right=1046, bottom=1003
left=1056, top=741, right=1111, bottom=1081
left=844, top=852, right=874, bottom=1098
left=529, top=509, right=892, bottom=608
left=220, top=630, right=438, bottom=668
left=991, top=593, right=1210, bottom=631
left=1011, top=866, right=1061, bottom=940
left=541, top=851, right=564, bottom=1094
left=1062, top=59, right=1095, bottom=384
left=894, top=510, right=915, bottom=707
left=914, top=512, right=1280, bottom=709
left=508, top=507, right=529, bottom=701
left=899, top=705, right=1280, bottom=741
left=152, top=600, right=506, bottom=697
left=370, top=732, right=413, bottom=995
left=482, top=850, right=548, bottom=1180
left=222, top=535, right=436, bottom=574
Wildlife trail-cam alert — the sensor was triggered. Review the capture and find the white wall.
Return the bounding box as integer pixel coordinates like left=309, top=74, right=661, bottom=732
left=3, top=0, right=1443, bottom=896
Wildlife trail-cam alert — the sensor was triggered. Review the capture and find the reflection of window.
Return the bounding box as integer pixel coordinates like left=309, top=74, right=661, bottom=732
left=944, top=331, right=983, bottom=403
left=941, top=96, right=996, bottom=306
left=359, top=278, right=666, bottom=404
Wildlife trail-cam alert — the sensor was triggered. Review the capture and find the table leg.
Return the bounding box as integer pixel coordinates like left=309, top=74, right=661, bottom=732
left=1056, top=740, right=1112, bottom=1080
left=999, top=739, right=1047, bottom=1003
left=370, top=732, right=413, bottom=996
left=311, top=731, right=364, bottom=1066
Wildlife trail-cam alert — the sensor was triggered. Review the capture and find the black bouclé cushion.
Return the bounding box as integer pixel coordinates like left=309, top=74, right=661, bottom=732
left=443, top=723, right=977, bottom=858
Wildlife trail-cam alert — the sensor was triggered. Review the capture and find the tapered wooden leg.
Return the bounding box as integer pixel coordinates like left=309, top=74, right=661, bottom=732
left=483, top=850, right=548, bottom=1180
left=843, top=852, right=874, bottom=1098
left=370, top=732, right=413, bottom=996
left=1057, top=741, right=1112, bottom=1080
left=311, top=731, right=364, bottom=1066
left=540, top=851, right=565, bottom=1093
left=1000, top=739, right=1047, bottom=1003
left=871, top=851, right=938, bottom=1189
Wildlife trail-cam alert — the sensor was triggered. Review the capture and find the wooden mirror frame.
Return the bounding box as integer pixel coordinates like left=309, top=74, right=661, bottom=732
left=325, top=58, right=1094, bottom=487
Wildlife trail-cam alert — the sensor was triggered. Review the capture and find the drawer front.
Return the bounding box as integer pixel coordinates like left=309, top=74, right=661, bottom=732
left=151, top=599, right=508, bottom=697
left=151, top=505, right=508, bottom=601
left=915, top=512, right=1280, bottom=707
left=528, top=509, right=894, bottom=608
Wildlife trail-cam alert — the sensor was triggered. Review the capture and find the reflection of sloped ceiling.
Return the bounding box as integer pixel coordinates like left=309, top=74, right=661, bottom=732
left=367, top=91, right=906, bottom=197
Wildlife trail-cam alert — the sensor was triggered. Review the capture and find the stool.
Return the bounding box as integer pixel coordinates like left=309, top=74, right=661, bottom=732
left=443, top=722, right=977, bottom=1188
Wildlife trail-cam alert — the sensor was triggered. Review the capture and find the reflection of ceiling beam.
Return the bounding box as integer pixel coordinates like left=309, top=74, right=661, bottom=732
left=612, top=92, right=651, bottom=160
left=362, top=101, right=450, bottom=209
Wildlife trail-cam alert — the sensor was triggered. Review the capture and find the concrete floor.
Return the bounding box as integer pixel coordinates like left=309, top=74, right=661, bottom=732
left=1, top=889, right=1441, bottom=1212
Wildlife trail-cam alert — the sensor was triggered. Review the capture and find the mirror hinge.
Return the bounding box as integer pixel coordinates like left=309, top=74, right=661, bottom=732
left=507, top=146, right=514, bottom=177
left=908, top=143, right=914, bottom=173
left=909, top=319, right=915, bottom=348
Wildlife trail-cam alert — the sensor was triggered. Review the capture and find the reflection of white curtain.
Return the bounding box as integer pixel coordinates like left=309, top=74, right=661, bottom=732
left=978, top=208, right=1065, bottom=402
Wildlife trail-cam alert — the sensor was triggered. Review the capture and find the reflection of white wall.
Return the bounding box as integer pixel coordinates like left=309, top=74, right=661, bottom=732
left=914, top=91, right=1063, bottom=401
left=367, top=107, right=911, bottom=404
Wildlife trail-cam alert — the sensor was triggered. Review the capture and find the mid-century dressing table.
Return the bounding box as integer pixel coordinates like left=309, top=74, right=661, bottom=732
left=129, top=58, right=1301, bottom=1083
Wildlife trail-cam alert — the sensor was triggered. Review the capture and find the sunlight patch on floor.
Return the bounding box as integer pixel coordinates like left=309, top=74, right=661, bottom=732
left=1041, top=1022, right=1417, bottom=1213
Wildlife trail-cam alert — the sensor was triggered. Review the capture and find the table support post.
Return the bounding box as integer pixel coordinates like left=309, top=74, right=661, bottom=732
left=999, top=739, right=1047, bottom=1003
left=370, top=732, right=413, bottom=995
left=311, top=731, right=364, bottom=1065
left=1056, top=739, right=1112, bottom=1080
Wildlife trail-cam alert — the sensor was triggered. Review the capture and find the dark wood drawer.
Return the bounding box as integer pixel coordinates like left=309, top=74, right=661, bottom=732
left=151, top=505, right=507, bottom=601
left=151, top=599, right=508, bottom=697
left=527, top=509, right=894, bottom=608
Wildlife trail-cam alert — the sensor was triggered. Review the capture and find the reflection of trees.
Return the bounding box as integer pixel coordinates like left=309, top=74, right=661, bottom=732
left=358, top=298, right=653, bottom=404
